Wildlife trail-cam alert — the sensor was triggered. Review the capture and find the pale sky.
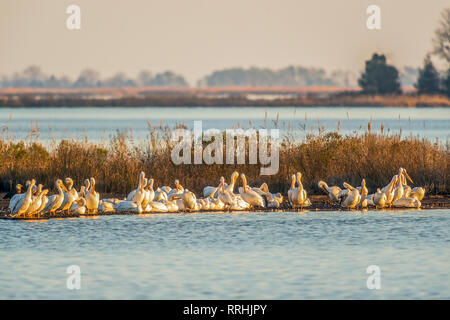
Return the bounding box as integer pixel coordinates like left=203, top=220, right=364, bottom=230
left=0, top=0, right=448, bottom=84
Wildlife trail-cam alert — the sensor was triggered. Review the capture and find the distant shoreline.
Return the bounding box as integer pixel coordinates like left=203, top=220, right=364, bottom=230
left=0, top=87, right=449, bottom=107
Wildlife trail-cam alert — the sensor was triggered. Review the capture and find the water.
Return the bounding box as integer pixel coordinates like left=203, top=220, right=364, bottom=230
left=0, top=106, right=449, bottom=143
left=1, top=209, right=449, bottom=299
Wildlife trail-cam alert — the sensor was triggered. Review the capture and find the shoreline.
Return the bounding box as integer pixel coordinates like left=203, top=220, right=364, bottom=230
left=1, top=195, right=448, bottom=220
left=1, top=90, right=450, bottom=107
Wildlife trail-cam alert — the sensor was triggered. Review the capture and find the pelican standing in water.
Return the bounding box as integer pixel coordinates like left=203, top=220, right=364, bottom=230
left=25, top=184, right=44, bottom=216
left=238, top=174, right=265, bottom=208
left=359, top=179, right=368, bottom=209
left=372, top=188, right=387, bottom=209
left=11, top=179, right=36, bottom=217
left=41, top=179, right=66, bottom=216
left=142, top=178, right=155, bottom=208
left=381, top=175, right=398, bottom=208
left=340, top=182, right=361, bottom=210
left=8, top=182, right=27, bottom=213
left=85, top=177, right=100, bottom=214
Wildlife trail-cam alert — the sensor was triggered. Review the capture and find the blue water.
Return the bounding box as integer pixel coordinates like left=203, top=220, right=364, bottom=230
left=1, top=209, right=449, bottom=299
left=0, top=106, right=449, bottom=143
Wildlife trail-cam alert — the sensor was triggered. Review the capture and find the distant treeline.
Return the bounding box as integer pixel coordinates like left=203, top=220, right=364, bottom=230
left=0, top=65, right=421, bottom=89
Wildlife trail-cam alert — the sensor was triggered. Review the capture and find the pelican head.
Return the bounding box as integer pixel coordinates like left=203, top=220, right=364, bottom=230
left=231, top=171, right=239, bottom=183
left=15, top=184, right=23, bottom=193
left=65, top=177, right=74, bottom=190
left=296, top=172, right=302, bottom=183
left=399, top=168, right=413, bottom=184
left=343, top=182, right=354, bottom=191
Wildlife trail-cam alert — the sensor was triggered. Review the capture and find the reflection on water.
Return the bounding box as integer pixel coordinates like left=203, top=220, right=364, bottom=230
left=1, top=210, right=449, bottom=299
left=0, top=106, right=449, bottom=143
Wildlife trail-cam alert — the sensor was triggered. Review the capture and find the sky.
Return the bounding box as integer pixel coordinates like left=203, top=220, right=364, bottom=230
left=0, top=0, right=448, bottom=84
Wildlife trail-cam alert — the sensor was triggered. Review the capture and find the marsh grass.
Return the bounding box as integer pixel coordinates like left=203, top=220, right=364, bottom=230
left=0, top=122, right=448, bottom=196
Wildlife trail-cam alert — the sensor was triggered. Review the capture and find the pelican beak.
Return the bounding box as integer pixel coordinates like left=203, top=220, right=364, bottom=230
left=61, top=182, right=68, bottom=192
left=404, top=171, right=413, bottom=184
left=320, top=185, right=329, bottom=195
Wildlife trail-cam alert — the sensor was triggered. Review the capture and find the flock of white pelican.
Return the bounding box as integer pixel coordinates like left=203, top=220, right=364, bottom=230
left=6, top=167, right=425, bottom=218
left=318, top=167, right=425, bottom=209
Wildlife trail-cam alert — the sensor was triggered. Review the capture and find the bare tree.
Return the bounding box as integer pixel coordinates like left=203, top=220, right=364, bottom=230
left=432, top=8, right=450, bottom=64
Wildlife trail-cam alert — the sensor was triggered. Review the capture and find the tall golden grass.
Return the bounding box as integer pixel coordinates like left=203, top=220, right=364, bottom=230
left=0, top=125, right=448, bottom=196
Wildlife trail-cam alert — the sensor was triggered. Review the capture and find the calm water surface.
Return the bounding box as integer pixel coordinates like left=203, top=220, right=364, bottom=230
left=1, top=209, right=449, bottom=299
left=0, top=106, right=449, bottom=143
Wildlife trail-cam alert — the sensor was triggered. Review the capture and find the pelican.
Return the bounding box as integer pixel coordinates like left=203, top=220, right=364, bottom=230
left=8, top=182, right=27, bottom=213
left=85, top=177, right=100, bottom=214
left=26, top=184, right=44, bottom=216
left=11, top=179, right=36, bottom=217
left=114, top=200, right=143, bottom=213
left=228, top=195, right=251, bottom=211
left=60, top=178, right=79, bottom=215
left=238, top=174, right=265, bottom=208
left=372, top=188, right=387, bottom=209
left=127, top=172, right=146, bottom=204
left=393, top=196, right=421, bottom=208
left=208, top=187, right=225, bottom=210
left=392, top=173, right=407, bottom=206
left=340, top=182, right=361, bottom=210
left=179, top=189, right=197, bottom=212
left=41, top=179, right=66, bottom=216
left=318, top=180, right=342, bottom=203
left=359, top=179, right=368, bottom=209
left=154, top=188, right=168, bottom=201
left=142, top=178, right=155, bottom=208
left=98, top=200, right=115, bottom=213
left=149, top=201, right=169, bottom=212
left=160, top=185, right=172, bottom=194
left=266, top=192, right=283, bottom=208
left=410, top=187, right=425, bottom=201
left=71, top=198, right=87, bottom=214
left=36, top=190, right=49, bottom=217
left=217, top=176, right=236, bottom=206
left=203, top=172, right=237, bottom=198
left=381, top=175, right=398, bottom=207
left=288, top=172, right=308, bottom=210
left=167, top=179, right=184, bottom=198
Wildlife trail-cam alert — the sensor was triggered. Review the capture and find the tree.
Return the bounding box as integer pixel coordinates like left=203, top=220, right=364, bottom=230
left=442, top=68, right=450, bottom=97
left=432, top=8, right=450, bottom=64
left=358, top=53, right=401, bottom=94
left=415, top=55, right=440, bottom=94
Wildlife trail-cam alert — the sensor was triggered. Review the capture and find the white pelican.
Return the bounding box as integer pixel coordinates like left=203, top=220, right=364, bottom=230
left=142, top=178, right=155, bottom=208
left=392, top=172, right=408, bottom=205
left=393, top=196, right=421, bottom=208
left=26, top=184, right=44, bottom=216
left=288, top=172, right=308, bottom=210
left=71, top=198, right=87, bottom=214
left=127, top=172, right=146, bottom=204
left=410, top=187, right=425, bottom=201
left=266, top=192, right=283, bottom=208
left=238, top=174, right=265, bottom=208
left=208, top=187, right=225, bottom=210
left=114, top=200, right=143, bottom=213
left=36, top=190, right=49, bottom=217
left=179, top=189, right=197, bottom=212
left=217, top=177, right=236, bottom=206
left=228, top=195, right=251, bottom=211
left=60, top=178, right=79, bottom=215
left=85, top=177, right=100, bottom=214
left=202, top=171, right=237, bottom=198
left=149, top=201, right=169, bottom=213
left=381, top=175, right=398, bottom=207
left=318, top=180, right=341, bottom=203
left=8, top=182, right=28, bottom=213
left=154, top=188, right=168, bottom=201
left=359, top=179, right=368, bottom=209
left=11, top=179, right=36, bottom=217
left=98, top=200, right=115, bottom=213
left=167, top=179, right=184, bottom=198
left=340, top=182, right=361, bottom=210
left=41, top=179, right=66, bottom=216
left=372, top=188, right=387, bottom=209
